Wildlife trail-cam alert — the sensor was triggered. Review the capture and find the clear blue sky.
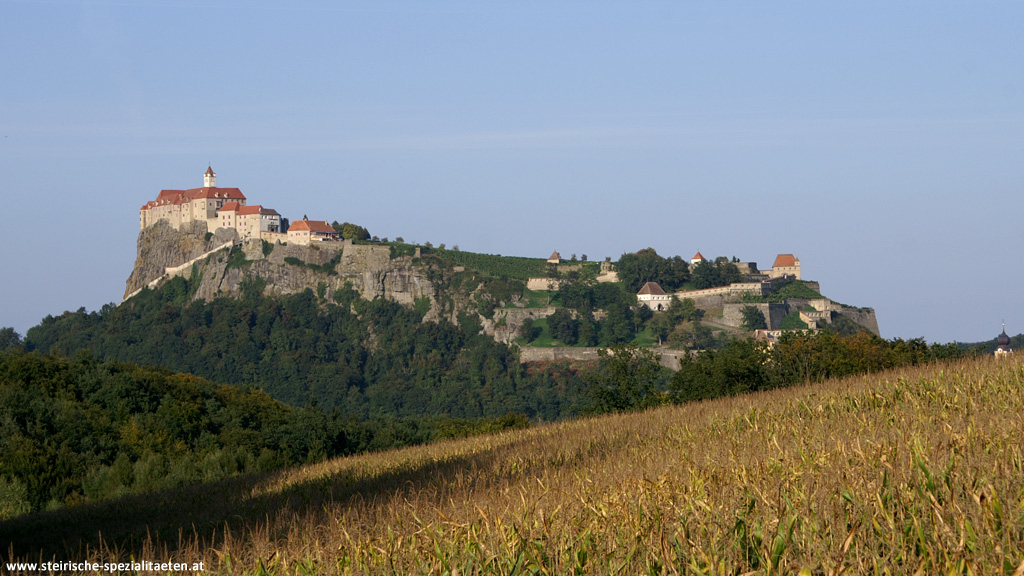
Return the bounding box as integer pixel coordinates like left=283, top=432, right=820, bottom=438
left=1, top=0, right=1021, bottom=343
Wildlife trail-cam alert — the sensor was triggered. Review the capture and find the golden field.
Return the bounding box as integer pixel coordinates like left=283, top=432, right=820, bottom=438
left=4, top=355, right=1024, bottom=575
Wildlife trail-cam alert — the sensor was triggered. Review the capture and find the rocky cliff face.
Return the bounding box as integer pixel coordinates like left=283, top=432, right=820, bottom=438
left=485, top=307, right=558, bottom=344
left=125, top=225, right=439, bottom=316
left=124, top=221, right=237, bottom=299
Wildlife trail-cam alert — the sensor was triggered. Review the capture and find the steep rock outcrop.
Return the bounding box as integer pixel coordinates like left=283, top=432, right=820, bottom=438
left=126, top=229, right=438, bottom=314
left=195, top=241, right=435, bottom=306
left=484, top=307, right=558, bottom=344
left=124, top=222, right=237, bottom=299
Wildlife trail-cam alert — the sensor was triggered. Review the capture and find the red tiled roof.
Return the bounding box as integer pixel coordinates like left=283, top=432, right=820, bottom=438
left=195, top=187, right=245, bottom=200
left=290, top=219, right=336, bottom=233
left=637, top=281, right=667, bottom=296
left=548, top=251, right=561, bottom=261
left=155, top=187, right=246, bottom=204
left=155, top=189, right=187, bottom=204
left=205, top=166, right=215, bottom=175
left=218, top=202, right=241, bottom=212
left=773, top=254, right=798, bottom=267
left=692, top=251, right=705, bottom=261
left=236, top=205, right=279, bottom=216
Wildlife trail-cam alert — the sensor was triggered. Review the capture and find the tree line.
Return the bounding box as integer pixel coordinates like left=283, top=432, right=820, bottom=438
left=582, top=331, right=973, bottom=415
left=615, top=248, right=744, bottom=293
left=0, top=348, right=530, bottom=518
left=22, top=275, right=588, bottom=422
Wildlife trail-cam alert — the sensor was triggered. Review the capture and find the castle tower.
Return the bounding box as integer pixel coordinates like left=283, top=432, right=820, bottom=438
left=204, top=166, right=217, bottom=188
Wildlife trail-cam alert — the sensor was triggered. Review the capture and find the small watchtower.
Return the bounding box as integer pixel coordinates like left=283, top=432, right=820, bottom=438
left=203, top=165, right=217, bottom=188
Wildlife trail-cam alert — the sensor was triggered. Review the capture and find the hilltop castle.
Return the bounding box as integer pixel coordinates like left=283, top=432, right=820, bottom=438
left=139, top=167, right=340, bottom=245
left=139, top=167, right=282, bottom=241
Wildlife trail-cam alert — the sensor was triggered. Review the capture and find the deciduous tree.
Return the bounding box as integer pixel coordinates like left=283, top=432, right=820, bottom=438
left=0, top=328, right=21, bottom=350
left=616, top=249, right=690, bottom=293
left=740, top=305, right=767, bottom=331
left=547, top=309, right=579, bottom=345
left=583, top=344, right=667, bottom=414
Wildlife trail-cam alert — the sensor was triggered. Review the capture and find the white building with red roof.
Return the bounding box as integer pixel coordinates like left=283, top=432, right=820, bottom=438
left=287, top=218, right=339, bottom=245
left=768, top=253, right=801, bottom=279
left=636, top=281, right=671, bottom=311
left=217, top=201, right=241, bottom=231
left=139, top=166, right=250, bottom=233
left=238, top=205, right=282, bottom=239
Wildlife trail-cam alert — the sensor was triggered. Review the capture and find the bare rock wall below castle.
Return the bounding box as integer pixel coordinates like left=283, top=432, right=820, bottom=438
left=125, top=226, right=438, bottom=316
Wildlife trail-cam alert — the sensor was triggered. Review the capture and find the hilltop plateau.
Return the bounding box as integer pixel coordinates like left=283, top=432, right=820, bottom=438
left=123, top=214, right=880, bottom=353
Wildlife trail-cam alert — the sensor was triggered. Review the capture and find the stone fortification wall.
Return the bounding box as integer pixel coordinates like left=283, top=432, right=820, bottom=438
left=517, top=347, right=602, bottom=363
left=518, top=345, right=686, bottom=370
left=688, top=293, right=736, bottom=309
left=674, top=281, right=770, bottom=308
left=735, top=262, right=759, bottom=275
left=526, top=278, right=564, bottom=291
left=840, top=306, right=880, bottom=336
left=260, top=231, right=288, bottom=244
left=808, top=298, right=841, bottom=313
left=784, top=298, right=813, bottom=313
left=527, top=271, right=617, bottom=290
left=800, top=310, right=831, bottom=329
left=794, top=297, right=880, bottom=336
left=721, top=303, right=789, bottom=330
left=682, top=283, right=761, bottom=299
left=653, top=349, right=694, bottom=371
left=716, top=298, right=879, bottom=336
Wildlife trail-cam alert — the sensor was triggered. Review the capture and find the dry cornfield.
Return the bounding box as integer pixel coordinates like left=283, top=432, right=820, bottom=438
left=5, top=355, right=1024, bottom=575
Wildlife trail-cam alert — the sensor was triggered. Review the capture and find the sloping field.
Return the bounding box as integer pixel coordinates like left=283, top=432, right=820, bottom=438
left=4, top=357, right=1023, bottom=574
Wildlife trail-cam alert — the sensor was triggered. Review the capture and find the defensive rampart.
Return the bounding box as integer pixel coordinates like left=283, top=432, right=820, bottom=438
left=517, top=347, right=602, bottom=363
left=721, top=303, right=790, bottom=330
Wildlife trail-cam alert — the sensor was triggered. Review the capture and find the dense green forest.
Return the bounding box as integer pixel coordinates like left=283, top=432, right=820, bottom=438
left=24, top=277, right=587, bottom=421
left=0, top=349, right=530, bottom=518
